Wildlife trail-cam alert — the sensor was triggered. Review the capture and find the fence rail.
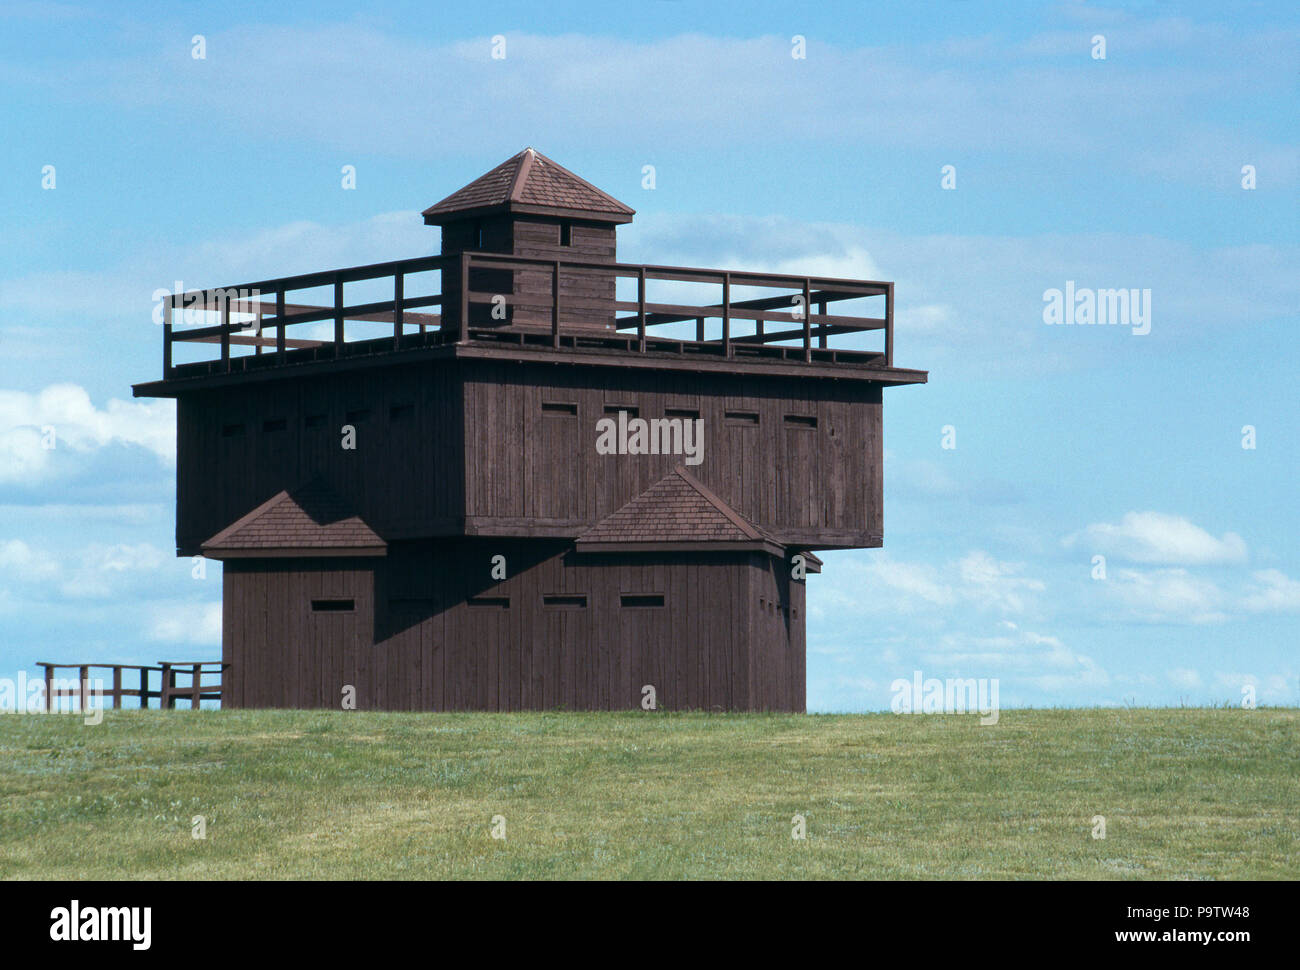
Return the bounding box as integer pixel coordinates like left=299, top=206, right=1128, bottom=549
left=160, top=252, right=895, bottom=379
left=35, top=661, right=228, bottom=710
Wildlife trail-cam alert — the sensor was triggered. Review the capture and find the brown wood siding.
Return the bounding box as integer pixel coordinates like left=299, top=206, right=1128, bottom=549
left=509, top=218, right=617, bottom=329
left=221, top=540, right=804, bottom=712
left=176, top=361, right=465, bottom=553
left=440, top=215, right=617, bottom=330
left=461, top=360, right=882, bottom=547
left=178, top=357, right=883, bottom=554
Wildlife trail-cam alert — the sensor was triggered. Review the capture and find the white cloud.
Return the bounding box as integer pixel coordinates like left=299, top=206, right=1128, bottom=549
left=1241, top=569, right=1300, bottom=613
left=820, top=550, right=1046, bottom=618
left=768, top=245, right=885, bottom=286
left=1065, top=511, right=1247, bottom=565
left=1212, top=671, right=1297, bottom=706
left=147, top=602, right=222, bottom=646
left=921, top=625, right=1109, bottom=690
left=1107, top=567, right=1227, bottom=624
left=0, top=539, right=59, bottom=581
left=0, top=503, right=167, bottom=526
left=59, top=543, right=171, bottom=599
left=957, top=551, right=1046, bottom=614
left=0, top=384, right=174, bottom=484
left=900, top=304, right=953, bottom=335
left=824, top=555, right=953, bottom=613
left=1167, top=667, right=1202, bottom=689
left=888, top=456, right=963, bottom=499
left=0, top=537, right=172, bottom=599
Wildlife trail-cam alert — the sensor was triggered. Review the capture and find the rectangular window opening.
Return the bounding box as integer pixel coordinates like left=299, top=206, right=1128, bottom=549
left=621, top=593, right=665, bottom=608
left=784, top=414, right=818, bottom=429
left=560, top=222, right=572, bottom=247
left=390, top=403, right=415, bottom=422
left=543, top=594, right=587, bottom=609
left=604, top=404, right=638, bottom=418
left=724, top=410, right=759, bottom=426
left=345, top=408, right=370, bottom=424
left=542, top=401, right=578, bottom=416
left=262, top=417, right=287, bottom=433
left=665, top=407, right=700, bottom=420
left=467, top=595, right=510, bottom=609
left=304, top=413, right=327, bottom=429
left=311, top=598, right=355, bottom=613
left=221, top=422, right=245, bottom=437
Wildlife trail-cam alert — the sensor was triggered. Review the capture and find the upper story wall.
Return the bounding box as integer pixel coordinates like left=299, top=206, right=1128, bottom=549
left=175, top=355, right=883, bottom=555
left=175, top=361, right=464, bottom=555
left=460, top=359, right=883, bottom=548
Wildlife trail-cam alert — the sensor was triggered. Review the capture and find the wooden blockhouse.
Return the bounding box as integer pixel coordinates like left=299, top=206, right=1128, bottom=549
left=133, top=148, right=927, bottom=711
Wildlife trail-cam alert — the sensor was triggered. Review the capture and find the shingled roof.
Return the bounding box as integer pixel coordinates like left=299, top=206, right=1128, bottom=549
left=422, top=147, right=635, bottom=225
left=575, top=467, right=784, bottom=556
left=201, top=480, right=386, bottom=559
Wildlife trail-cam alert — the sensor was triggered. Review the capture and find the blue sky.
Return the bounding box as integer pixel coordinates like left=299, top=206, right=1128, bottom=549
left=0, top=1, right=1296, bottom=711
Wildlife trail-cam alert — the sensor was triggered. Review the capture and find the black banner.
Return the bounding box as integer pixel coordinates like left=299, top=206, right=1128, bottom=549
left=0, top=880, right=1283, bottom=957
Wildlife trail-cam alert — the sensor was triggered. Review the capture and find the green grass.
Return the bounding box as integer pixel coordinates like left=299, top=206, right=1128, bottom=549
left=1, top=708, right=1295, bottom=879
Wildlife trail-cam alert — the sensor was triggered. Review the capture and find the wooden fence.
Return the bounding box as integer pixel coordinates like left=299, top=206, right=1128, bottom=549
left=35, top=661, right=228, bottom=710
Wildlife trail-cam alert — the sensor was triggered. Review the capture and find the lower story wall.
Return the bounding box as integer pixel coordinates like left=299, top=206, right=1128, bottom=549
left=222, top=540, right=806, bottom=711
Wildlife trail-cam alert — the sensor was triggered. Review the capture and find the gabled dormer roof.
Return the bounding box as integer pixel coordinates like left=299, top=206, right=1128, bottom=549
left=201, top=479, right=386, bottom=559
left=575, top=466, right=783, bottom=556
left=422, top=147, right=635, bottom=226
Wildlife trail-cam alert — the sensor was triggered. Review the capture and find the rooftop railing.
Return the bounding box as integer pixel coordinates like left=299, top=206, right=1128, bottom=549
left=159, top=252, right=894, bottom=379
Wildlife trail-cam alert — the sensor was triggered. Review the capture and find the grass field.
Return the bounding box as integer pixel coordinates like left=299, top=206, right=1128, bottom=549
left=1, top=707, right=1295, bottom=879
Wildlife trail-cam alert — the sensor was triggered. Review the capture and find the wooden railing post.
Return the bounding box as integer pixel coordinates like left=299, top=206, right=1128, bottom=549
left=459, top=253, right=470, bottom=343
left=722, top=273, right=732, bottom=358
left=333, top=274, right=344, bottom=355
left=162, top=297, right=173, bottom=377
left=552, top=261, right=561, bottom=348
left=637, top=267, right=646, bottom=352
left=275, top=289, right=286, bottom=361
left=817, top=298, right=828, bottom=348
left=220, top=298, right=231, bottom=373
left=190, top=664, right=201, bottom=708
left=802, top=278, right=813, bottom=362
left=393, top=272, right=404, bottom=351
left=78, top=665, right=88, bottom=713
left=696, top=317, right=705, bottom=342
left=885, top=282, right=894, bottom=366
left=112, top=666, right=122, bottom=709
left=41, top=663, right=53, bottom=712
left=160, top=663, right=174, bottom=710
